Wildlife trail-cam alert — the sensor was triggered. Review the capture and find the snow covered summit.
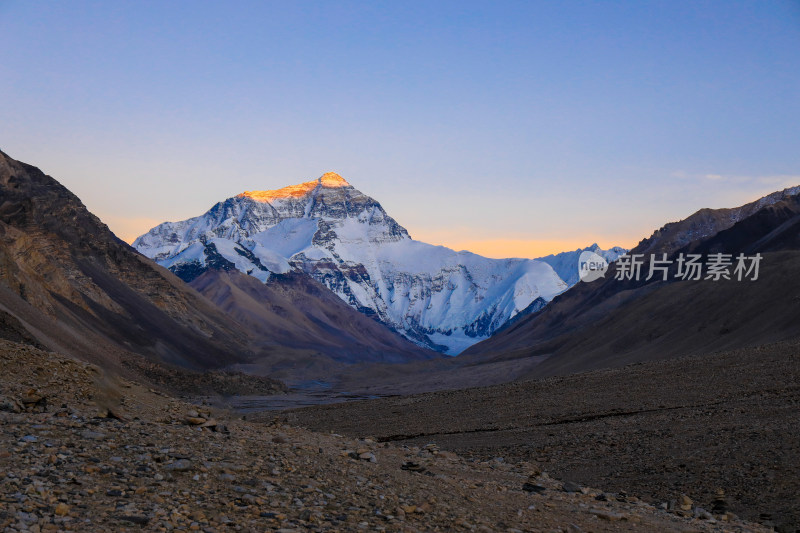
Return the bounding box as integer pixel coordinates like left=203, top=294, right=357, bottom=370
left=238, top=172, right=350, bottom=203
left=134, top=172, right=570, bottom=354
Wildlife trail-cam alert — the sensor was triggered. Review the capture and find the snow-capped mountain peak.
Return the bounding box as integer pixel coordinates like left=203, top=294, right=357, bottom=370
left=318, top=171, right=350, bottom=187
left=238, top=172, right=351, bottom=203
left=134, top=173, right=579, bottom=354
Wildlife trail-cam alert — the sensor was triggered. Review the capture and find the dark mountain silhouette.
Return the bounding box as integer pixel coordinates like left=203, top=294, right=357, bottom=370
left=0, top=149, right=256, bottom=372
left=463, top=188, right=800, bottom=378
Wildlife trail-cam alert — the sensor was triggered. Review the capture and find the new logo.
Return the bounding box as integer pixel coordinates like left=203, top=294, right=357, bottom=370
left=578, top=250, right=609, bottom=283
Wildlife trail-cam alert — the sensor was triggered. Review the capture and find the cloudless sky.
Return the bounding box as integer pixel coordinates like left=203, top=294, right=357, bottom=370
left=1, top=0, right=799, bottom=256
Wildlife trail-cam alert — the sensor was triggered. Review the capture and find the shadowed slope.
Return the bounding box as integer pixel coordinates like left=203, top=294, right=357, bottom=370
left=463, top=189, right=800, bottom=378
left=190, top=269, right=438, bottom=364
left=0, top=150, right=257, bottom=372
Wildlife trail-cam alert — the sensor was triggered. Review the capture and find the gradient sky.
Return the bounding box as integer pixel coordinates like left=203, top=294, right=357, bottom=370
left=1, top=1, right=799, bottom=257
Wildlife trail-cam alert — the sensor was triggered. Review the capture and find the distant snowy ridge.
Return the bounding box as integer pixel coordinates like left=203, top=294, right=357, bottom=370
left=135, top=173, right=618, bottom=354
left=537, top=244, right=628, bottom=286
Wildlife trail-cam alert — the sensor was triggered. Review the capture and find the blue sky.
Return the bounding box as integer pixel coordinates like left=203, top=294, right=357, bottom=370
left=1, top=0, right=799, bottom=256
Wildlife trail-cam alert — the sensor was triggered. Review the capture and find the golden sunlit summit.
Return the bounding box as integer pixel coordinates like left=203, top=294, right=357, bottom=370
left=239, top=172, right=350, bottom=203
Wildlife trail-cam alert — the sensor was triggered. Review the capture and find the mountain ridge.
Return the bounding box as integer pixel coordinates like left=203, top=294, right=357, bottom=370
left=135, top=173, right=605, bottom=354
left=461, top=185, right=800, bottom=378
left=0, top=151, right=434, bottom=386
left=0, top=148, right=258, bottom=372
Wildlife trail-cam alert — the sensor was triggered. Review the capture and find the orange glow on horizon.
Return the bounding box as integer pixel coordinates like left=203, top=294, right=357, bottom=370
left=103, top=204, right=640, bottom=260
left=412, top=235, right=639, bottom=259
left=117, top=229, right=635, bottom=259
left=94, top=215, right=164, bottom=245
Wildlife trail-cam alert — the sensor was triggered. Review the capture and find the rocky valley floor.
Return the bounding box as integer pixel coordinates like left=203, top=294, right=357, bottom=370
left=285, top=342, right=800, bottom=532
left=0, top=339, right=773, bottom=532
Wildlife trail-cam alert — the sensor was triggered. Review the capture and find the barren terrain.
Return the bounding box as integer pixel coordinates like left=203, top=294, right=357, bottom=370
left=0, top=340, right=773, bottom=532
left=286, top=342, right=800, bottom=532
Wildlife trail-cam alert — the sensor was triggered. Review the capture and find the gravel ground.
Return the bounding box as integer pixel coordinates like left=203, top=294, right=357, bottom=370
left=0, top=340, right=773, bottom=532
left=286, top=342, right=800, bottom=532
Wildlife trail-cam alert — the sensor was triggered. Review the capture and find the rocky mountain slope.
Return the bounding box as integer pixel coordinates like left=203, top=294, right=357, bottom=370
left=0, top=151, right=433, bottom=386
left=190, top=269, right=436, bottom=368
left=0, top=149, right=258, bottom=373
left=0, top=339, right=770, bottom=532
left=462, top=186, right=800, bottom=378
left=135, top=173, right=580, bottom=354
left=636, top=185, right=800, bottom=255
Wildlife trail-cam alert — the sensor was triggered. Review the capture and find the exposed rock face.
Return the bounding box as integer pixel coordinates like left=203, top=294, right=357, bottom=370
left=635, top=186, right=800, bottom=255
left=0, top=149, right=260, bottom=371
left=135, top=173, right=568, bottom=354
left=135, top=173, right=408, bottom=278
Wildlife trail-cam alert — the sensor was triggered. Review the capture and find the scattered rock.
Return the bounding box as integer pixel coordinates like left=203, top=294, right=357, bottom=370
left=21, top=389, right=44, bottom=404
left=116, top=514, right=150, bottom=526
left=522, top=482, right=547, bottom=493
left=679, top=494, right=693, bottom=511
left=200, top=418, right=218, bottom=428
left=0, top=340, right=775, bottom=533
left=0, top=395, right=23, bottom=412
left=590, top=509, right=625, bottom=521
left=436, top=450, right=459, bottom=461
left=54, top=503, right=69, bottom=516
left=694, top=507, right=713, bottom=520
left=401, top=461, right=426, bottom=473
left=711, top=488, right=728, bottom=513
left=164, top=459, right=193, bottom=472
left=80, top=430, right=107, bottom=441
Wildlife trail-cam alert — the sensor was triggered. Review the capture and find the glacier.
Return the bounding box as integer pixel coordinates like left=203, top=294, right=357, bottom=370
left=134, top=172, right=621, bottom=354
